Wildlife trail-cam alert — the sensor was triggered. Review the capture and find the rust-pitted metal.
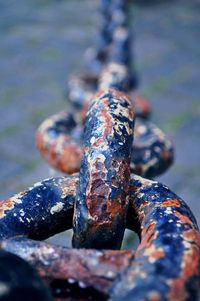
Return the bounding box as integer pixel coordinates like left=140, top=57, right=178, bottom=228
left=37, top=61, right=172, bottom=178
left=111, top=174, right=200, bottom=301
left=132, top=118, right=174, bottom=178
left=1, top=1, right=199, bottom=300
left=72, top=89, right=134, bottom=249
left=129, top=90, right=151, bottom=119
left=66, top=67, right=150, bottom=119
left=0, top=237, right=134, bottom=300
left=0, top=176, right=78, bottom=240
left=99, top=62, right=151, bottom=118
left=66, top=0, right=142, bottom=115
left=36, top=106, right=173, bottom=178
left=36, top=111, right=83, bottom=174
left=66, top=74, right=95, bottom=110
left=0, top=174, right=199, bottom=300
left=99, top=62, right=129, bottom=91
left=111, top=26, right=131, bottom=68
left=84, top=0, right=130, bottom=78
left=84, top=0, right=112, bottom=76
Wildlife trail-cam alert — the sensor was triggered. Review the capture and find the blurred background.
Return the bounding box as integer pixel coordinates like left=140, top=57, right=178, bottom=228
left=0, top=0, right=200, bottom=247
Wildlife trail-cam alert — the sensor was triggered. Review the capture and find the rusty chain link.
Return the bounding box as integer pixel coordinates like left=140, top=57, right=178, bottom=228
left=72, top=89, right=134, bottom=250
left=0, top=0, right=200, bottom=300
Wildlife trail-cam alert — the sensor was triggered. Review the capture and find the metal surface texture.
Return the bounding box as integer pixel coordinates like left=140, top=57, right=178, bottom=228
left=0, top=0, right=199, bottom=300
left=0, top=174, right=199, bottom=300
left=0, top=237, right=134, bottom=300
left=66, top=0, right=147, bottom=117
left=36, top=99, right=173, bottom=178
left=72, top=89, right=134, bottom=249
left=36, top=0, right=174, bottom=177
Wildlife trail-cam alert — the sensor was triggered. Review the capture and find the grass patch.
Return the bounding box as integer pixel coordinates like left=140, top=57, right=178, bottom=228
left=162, top=105, right=199, bottom=132
left=23, top=158, right=43, bottom=172
left=29, top=99, right=64, bottom=124
left=0, top=89, right=20, bottom=106
left=42, top=48, right=61, bottom=60
left=141, top=61, right=195, bottom=99
left=0, top=124, right=22, bottom=139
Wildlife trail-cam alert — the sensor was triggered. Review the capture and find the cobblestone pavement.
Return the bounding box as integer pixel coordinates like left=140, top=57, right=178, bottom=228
left=0, top=0, right=200, bottom=245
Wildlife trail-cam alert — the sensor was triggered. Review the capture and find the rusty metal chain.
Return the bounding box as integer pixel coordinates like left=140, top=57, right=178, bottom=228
left=0, top=1, right=200, bottom=301
left=0, top=173, right=199, bottom=300
left=67, top=0, right=149, bottom=118
left=36, top=0, right=174, bottom=178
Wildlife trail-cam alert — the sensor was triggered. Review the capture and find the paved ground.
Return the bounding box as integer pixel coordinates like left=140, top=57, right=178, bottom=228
left=0, top=0, right=200, bottom=246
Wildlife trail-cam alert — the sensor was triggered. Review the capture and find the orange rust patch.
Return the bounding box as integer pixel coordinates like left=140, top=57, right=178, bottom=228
left=101, top=108, right=114, bottom=137
left=182, top=229, right=200, bottom=245
left=167, top=279, right=188, bottom=301
left=160, top=199, right=181, bottom=207
left=143, top=244, right=165, bottom=263
left=112, top=89, right=131, bottom=102
left=182, top=244, right=199, bottom=278
left=45, top=140, right=82, bottom=174
left=167, top=230, right=200, bottom=301
left=36, top=112, right=83, bottom=174
left=36, top=131, right=46, bottom=153
left=137, top=200, right=151, bottom=226
left=107, top=195, right=125, bottom=216
left=137, top=223, right=158, bottom=252
left=93, top=136, right=107, bottom=147
left=147, top=291, right=161, bottom=301
left=59, top=144, right=82, bottom=174
left=94, top=90, right=106, bottom=99
left=174, top=211, right=194, bottom=226
left=87, top=179, right=110, bottom=220
left=139, top=200, right=149, bottom=211
left=146, top=223, right=155, bottom=233
left=130, top=92, right=151, bottom=114
left=0, top=198, right=15, bottom=218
